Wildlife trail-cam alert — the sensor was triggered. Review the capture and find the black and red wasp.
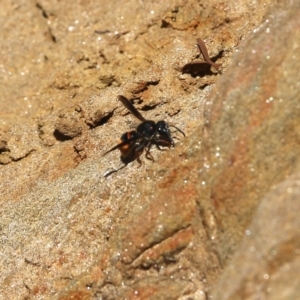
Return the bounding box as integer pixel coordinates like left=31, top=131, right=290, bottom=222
left=103, top=95, right=185, bottom=167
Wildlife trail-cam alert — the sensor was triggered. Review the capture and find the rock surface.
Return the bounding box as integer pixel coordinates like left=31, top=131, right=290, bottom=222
left=1, top=0, right=300, bottom=299
left=213, top=173, right=300, bottom=300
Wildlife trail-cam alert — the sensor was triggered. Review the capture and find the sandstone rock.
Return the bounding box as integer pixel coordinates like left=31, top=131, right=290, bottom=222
left=3, top=0, right=299, bottom=299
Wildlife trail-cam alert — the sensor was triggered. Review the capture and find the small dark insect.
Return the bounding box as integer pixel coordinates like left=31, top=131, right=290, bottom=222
left=182, top=38, right=222, bottom=76
left=103, top=95, right=185, bottom=167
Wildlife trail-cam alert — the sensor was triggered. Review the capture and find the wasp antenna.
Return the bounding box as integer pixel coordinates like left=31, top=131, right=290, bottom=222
left=169, top=123, right=186, bottom=137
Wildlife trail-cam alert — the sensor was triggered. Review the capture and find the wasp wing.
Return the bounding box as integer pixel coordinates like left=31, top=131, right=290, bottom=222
left=118, top=95, right=146, bottom=122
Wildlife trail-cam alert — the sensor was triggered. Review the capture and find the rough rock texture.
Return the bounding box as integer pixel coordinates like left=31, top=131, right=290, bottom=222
left=200, top=0, right=300, bottom=263
left=213, top=173, right=300, bottom=300
left=1, top=0, right=300, bottom=299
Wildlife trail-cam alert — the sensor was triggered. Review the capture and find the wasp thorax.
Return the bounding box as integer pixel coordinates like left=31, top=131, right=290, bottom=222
left=137, top=120, right=156, bottom=137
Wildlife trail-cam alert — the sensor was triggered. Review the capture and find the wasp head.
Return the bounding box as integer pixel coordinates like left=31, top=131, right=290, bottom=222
left=155, top=121, right=174, bottom=146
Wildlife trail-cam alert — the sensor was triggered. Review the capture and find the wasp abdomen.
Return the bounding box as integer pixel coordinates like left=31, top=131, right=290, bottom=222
left=119, top=131, right=139, bottom=157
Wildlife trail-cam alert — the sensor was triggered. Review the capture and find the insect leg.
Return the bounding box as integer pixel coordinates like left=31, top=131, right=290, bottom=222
left=145, top=141, right=155, bottom=161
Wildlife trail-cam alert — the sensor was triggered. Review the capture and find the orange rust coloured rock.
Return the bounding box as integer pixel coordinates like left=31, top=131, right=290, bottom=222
left=211, top=133, right=250, bottom=213
left=210, top=100, right=273, bottom=217
left=57, top=262, right=105, bottom=300
left=131, top=226, right=194, bottom=268
left=123, top=284, right=160, bottom=300
left=118, top=181, right=197, bottom=266
left=204, top=28, right=282, bottom=214
left=58, top=290, right=93, bottom=300
left=158, top=166, right=192, bottom=189
left=209, top=81, right=276, bottom=214
left=46, top=143, right=79, bottom=182
left=31, top=284, right=48, bottom=296
left=87, top=262, right=106, bottom=284
left=120, top=276, right=194, bottom=300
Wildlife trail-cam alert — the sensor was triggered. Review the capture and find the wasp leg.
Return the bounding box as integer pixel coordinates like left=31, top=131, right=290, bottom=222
left=136, top=156, right=143, bottom=168
left=128, top=141, right=146, bottom=167
left=145, top=142, right=155, bottom=161
left=155, top=139, right=173, bottom=149
left=104, top=164, right=128, bottom=178
left=155, top=144, right=167, bottom=151
left=135, top=145, right=145, bottom=167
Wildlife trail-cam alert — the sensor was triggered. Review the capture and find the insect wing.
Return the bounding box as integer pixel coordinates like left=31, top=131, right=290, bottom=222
left=196, top=38, right=221, bottom=70
left=118, top=95, right=146, bottom=122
